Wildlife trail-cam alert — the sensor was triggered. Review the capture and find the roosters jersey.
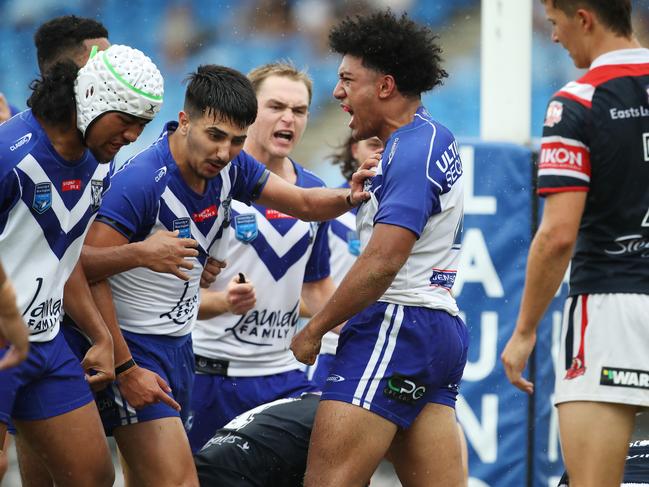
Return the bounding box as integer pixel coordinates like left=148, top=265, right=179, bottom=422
left=357, top=106, right=464, bottom=314
left=538, top=49, right=649, bottom=296
left=192, top=162, right=330, bottom=376
left=0, top=110, right=110, bottom=342
left=98, top=122, right=268, bottom=336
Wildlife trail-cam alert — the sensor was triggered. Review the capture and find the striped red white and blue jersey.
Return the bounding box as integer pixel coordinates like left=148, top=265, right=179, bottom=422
left=538, top=48, right=649, bottom=296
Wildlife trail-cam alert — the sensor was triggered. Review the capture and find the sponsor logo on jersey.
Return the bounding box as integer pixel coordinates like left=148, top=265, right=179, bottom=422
left=173, top=218, right=192, bottom=239
left=383, top=374, right=426, bottom=404
left=62, top=179, right=82, bottom=192
left=90, top=179, right=104, bottom=211
left=433, top=139, right=463, bottom=189
left=609, top=106, right=649, bottom=120
left=429, top=268, right=456, bottom=290
left=234, top=213, right=258, bottom=243
left=326, top=374, right=345, bottom=383
left=154, top=166, right=167, bottom=182
left=9, top=132, right=32, bottom=151
left=32, top=182, right=52, bottom=214
left=544, top=101, right=563, bottom=127
left=203, top=432, right=245, bottom=449
left=386, top=137, right=399, bottom=165
left=227, top=301, right=299, bottom=346
left=601, top=366, right=649, bottom=390
left=159, top=281, right=198, bottom=325
left=265, top=208, right=295, bottom=220
left=604, top=234, right=649, bottom=258
left=192, top=204, right=217, bottom=223
left=539, top=139, right=590, bottom=173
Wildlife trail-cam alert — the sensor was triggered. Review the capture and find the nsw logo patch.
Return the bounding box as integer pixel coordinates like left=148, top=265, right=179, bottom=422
left=234, top=214, right=258, bottom=243
left=173, top=218, right=192, bottom=239
left=32, top=182, right=52, bottom=214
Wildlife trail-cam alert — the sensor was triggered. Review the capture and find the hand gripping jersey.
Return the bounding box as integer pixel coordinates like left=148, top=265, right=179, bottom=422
left=0, top=111, right=110, bottom=342
left=357, top=106, right=464, bottom=314
left=192, top=162, right=330, bottom=375
left=97, top=122, right=268, bottom=336
left=539, top=48, right=649, bottom=296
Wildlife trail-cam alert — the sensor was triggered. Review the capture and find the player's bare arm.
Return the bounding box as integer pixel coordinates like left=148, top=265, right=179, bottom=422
left=0, top=264, right=29, bottom=370
left=85, top=223, right=181, bottom=411
left=501, top=191, right=586, bottom=394
left=291, top=223, right=415, bottom=365
left=63, top=262, right=115, bottom=390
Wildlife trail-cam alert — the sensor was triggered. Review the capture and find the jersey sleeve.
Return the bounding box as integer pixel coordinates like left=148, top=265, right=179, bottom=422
left=374, top=132, right=456, bottom=238
left=230, top=151, right=270, bottom=205
left=538, top=96, right=591, bottom=196
left=96, top=160, right=160, bottom=240
left=303, top=220, right=331, bottom=282
left=0, top=170, right=21, bottom=234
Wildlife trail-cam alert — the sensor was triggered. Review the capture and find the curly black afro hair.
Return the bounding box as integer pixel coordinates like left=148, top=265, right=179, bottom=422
left=329, top=9, right=447, bottom=97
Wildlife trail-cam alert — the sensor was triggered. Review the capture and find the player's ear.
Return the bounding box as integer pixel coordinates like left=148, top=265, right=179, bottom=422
left=178, top=111, right=190, bottom=134
left=377, top=74, right=396, bottom=100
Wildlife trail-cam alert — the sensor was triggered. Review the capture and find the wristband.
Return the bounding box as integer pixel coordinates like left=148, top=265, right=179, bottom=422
left=345, top=192, right=355, bottom=208
left=115, top=358, right=136, bottom=376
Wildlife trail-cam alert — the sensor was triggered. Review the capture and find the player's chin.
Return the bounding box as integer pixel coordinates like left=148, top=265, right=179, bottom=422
left=91, top=147, right=116, bottom=164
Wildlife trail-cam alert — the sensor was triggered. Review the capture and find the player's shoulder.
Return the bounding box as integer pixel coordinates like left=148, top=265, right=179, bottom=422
left=392, top=107, right=456, bottom=162
left=293, top=160, right=326, bottom=189
left=112, top=125, right=173, bottom=187
left=0, top=110, right=44, bottom=180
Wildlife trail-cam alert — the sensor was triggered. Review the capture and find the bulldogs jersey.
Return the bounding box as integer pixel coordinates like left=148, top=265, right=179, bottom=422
left=321, top=185, right=358, bottom=355
left=192, top=162, right=330, bottom=376
left=0, top=110, right=110, bottom=342
left=357, top=106, right=464, bottom=314
left=539, top=48, right=649, bottom=296
left=98, top=122, right=268, bottom=337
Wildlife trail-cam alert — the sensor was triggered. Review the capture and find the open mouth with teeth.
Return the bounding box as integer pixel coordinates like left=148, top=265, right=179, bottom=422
left=273, top=130, right=294, bottom=143
left=342, top=104, right=355, bottom=127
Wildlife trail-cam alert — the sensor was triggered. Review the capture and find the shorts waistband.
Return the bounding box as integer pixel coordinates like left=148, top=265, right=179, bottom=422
left=194, top=355, right=229, bottom=375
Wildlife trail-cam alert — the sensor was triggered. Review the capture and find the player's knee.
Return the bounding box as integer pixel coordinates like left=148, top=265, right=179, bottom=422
left=85, top=456, right=115, bottom=487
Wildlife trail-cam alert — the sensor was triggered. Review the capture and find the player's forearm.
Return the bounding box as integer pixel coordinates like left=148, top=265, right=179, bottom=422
left=63, top=263, right=112, bottom=344
left=89, top=280, right=132, bottom=365
left=0, top=279, right=21, bottom=322
left=515, top=229, right=574, bottom=336
left=197, top=290, right=230, bottom=320
left=301, top=277, right=336, bottom=316
left=266, top=187, right=352, bottom=222
left=81, top=243, right=146, bottom=283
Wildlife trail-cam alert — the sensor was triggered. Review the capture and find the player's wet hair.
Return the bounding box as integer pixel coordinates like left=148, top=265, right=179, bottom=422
left=541, top=0, right=632, bottom=37
left=34, top=15, right=108, bottom=72
left=329, top=9, right=447, bottom=97
left=27, top=60, right=77, bottom=127
left=184, top=65, right=258, bottom=129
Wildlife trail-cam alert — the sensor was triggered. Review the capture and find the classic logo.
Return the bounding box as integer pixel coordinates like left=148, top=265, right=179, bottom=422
left=90, top=179, right=103, bottom=211
left=32, top=182, right=52, bottom=214
left=386, top=137, right=399, bottom=165
left=9, top=133, right=32, bottom=151
left=601, top=366, right=649, bottom=389
left=192, top=204, right=217, bottom=223
left=173, top=218, right=192, bottom=239
left=62, top=179, right=82, bottom=192
left=154, top=166, right=167, bottom=182
left=234, top=213, right=258, bottom=243
left=326, top=374, right=345, bottom=383
left=544, top=100, right=563, bottom=127
left=383, top=375, right=426, bottom=404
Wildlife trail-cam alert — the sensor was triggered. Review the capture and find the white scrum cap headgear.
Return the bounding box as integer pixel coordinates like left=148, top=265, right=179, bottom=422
left=74, top=44, right=163, bottom=137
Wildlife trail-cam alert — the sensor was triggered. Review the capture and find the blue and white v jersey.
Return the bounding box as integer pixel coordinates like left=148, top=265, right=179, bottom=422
left=321, top=181, right=358, bottom=355
left=357, top=106, right=464, bottom=314
left=98, top=122, right=268, bottom=337
left=192, top=162, right=330, bottom=376
left=0, top=110, right=110, bottom=342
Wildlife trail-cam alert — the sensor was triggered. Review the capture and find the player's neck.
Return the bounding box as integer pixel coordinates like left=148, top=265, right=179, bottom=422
left=245, top=143, right=297, bottom=184
left=378, top=97, right=423, bottom=143
left=168, top=130, right=207, bottom=194
left=39, top=117, right=86, bottom=162
left=587, top=34, right=642, bottom=66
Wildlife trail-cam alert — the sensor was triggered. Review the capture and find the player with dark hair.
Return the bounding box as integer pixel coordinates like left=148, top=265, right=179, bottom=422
left=81, top=62, right=371, bottom=485
left=34, top=15, right=109, bottom=72
left=0, top=43, right=163, bottom=487
left=291, top=9, right=468, bottom=487
left=501, top=1, right=649, bottom=486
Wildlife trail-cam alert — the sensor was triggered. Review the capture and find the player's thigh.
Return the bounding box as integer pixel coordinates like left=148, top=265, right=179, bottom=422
left=304, top=399, right=397, bottom=487
left=15, top=433, right=54, bottom=487
left=14, top=401, right=114, bottom=487
left=0, top=430, right=9, bottom=482
left=114, top=416, right=199, bottom=487
left=388, top=402, right=464, bottom=487
left=558, top=401, right=636, bottom=487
